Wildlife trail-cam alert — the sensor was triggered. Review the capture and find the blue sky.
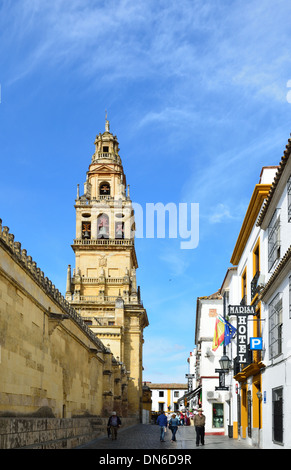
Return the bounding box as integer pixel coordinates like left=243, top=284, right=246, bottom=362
left=1, top=0, right=291, bottom=383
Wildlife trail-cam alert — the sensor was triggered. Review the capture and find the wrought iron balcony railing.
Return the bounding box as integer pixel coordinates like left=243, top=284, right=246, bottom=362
left=251, top=271, right=260, bottom=300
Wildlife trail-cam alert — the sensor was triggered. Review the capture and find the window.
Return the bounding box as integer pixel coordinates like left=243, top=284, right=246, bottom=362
left=159, top=391, right=164, bottom=397
left=269, top=293, right=283, bottom=359
left=273, top=387, right=283, bottom=444
left=82, top=222, right=91, bottom=239
left=99, top=182, right=110, bottom=195
left=251, top=240, right=260, bottom=299
left=174, top=391, right=179, bottom=398
left=158, top=402, right=164, bottom=412
left=213, top=403, right=224, bottom=428
left=241, top=269, right=247, bottom=305
left=103, top=146, right=109, bottom=153
left=268, top=210, right=281, bottom=271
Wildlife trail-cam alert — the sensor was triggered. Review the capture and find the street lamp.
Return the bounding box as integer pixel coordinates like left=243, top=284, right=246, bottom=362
left=219, top=355, right=231, bottom=371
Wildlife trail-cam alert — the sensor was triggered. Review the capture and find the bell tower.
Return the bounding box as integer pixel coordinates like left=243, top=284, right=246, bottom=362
left=66, top=118, right=149, bottom=418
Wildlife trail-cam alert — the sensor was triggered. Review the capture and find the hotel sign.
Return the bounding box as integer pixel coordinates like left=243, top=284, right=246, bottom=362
left=228, top=305, right=255, bottom=315
left=237, top=312, right=248, bottom=364
left=228, top=305, right=255, bottom=365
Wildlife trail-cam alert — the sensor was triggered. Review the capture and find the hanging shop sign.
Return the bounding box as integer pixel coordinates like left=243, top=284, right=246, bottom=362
left=228, top=305, right=256, bottom=315
left=185, top=374, right=195, bottom=392
left=215, top=369, right=229, bottom=391
left=237, top=310, right=248, bottom=365
left=228, top=305, right=256, bottom=365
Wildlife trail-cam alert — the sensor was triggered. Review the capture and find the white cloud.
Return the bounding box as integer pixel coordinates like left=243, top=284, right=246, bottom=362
left=208, top=203, right=234, bottom=224
left=2, top=0, right=291, bottom=104
left=143, top=335, right=189, bottom=382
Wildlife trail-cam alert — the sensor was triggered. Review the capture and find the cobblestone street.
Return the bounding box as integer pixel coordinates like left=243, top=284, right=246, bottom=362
left=77, top=423, right=255, bottom=450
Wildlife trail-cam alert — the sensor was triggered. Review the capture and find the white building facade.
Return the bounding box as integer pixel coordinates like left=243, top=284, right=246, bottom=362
left=194, top=292, right=232, bottom=435
left=146, top=383, right=188, bottom=413
left=256, top=146, right=291, bottom=449
left=219, top=140, right=291, bottom=448
left=194, top=134, right=291, bottom=448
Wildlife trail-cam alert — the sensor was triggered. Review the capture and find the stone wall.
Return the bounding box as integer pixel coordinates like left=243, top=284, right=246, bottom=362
left=0, top=219, right=136, bottom=448
left=0, top=416, right=138, bottom=449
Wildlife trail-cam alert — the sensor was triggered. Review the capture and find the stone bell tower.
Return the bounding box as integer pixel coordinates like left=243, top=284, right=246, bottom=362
left=66, top=117, right=149, bottom=418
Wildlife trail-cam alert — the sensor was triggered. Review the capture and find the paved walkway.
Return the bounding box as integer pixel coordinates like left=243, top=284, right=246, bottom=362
left=77, top=423, right=255, bottom=450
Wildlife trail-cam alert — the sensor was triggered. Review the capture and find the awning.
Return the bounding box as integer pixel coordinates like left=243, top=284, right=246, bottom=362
left=177, top=386, right=202, bottom=404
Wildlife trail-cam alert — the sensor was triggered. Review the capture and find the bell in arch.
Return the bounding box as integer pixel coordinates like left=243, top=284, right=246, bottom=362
left=97, top=214, right=109, bottom=238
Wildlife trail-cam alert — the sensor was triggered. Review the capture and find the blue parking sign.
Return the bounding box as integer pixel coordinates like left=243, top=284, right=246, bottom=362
left=250, top=337, right=263, bottom=350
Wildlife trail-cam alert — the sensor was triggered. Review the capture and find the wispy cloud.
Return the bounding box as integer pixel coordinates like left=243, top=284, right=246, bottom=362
left=208, top=203, right=236, bottom=224
left=159, top=249, right=190, bottom=277
left=2, top=0, right=291, bottom=103
left=181, top=128, right=286, bottom=219
left=143, top=335, right=189, bottom=382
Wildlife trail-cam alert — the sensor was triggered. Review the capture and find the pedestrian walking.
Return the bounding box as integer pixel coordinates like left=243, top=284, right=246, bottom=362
left=168, top=413, right=179, bottom=442
left=156, top=411, right=168, bottom=442
left=194, top=408, right=205, bottom=446
left=189, top=410, right=194, bottom=426
left=180, top=412, right=184, bottom=426
left=107, top=411, right=121, bottom=440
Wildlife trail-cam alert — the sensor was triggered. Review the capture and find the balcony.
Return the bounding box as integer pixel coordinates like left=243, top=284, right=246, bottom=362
left=71, top=293, right=143, bottom=307
left=79, top=295, right=118, bottom=303
left=251, top=271, right=260, bottom=300
left=73, top=238, right=134, bottom=246
left=77, top=276, right=124, bottom=285
left=91, top=152, right=121, bottom=164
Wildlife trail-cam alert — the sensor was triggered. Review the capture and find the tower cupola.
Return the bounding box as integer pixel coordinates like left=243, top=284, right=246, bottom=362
left=92, top=118, right=121, bottom=165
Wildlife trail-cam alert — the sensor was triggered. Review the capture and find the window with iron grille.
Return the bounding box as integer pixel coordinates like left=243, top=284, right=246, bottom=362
left=269, top=293, right=283, bottom=359
left=268, top=209, right=281, bottom=272
left=288, top=174, right=291, bottom=222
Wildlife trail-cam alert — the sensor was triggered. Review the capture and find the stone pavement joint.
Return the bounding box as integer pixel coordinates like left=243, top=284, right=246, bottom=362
left=76, top=423, right=255, bottom=450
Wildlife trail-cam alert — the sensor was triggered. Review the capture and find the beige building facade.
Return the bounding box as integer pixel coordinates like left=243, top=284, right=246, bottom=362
left=66, top=119, right=149, bottom=418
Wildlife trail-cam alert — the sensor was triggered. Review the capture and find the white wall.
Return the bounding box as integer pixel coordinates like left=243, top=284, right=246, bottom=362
left=150, top=388, right=187, bottom=412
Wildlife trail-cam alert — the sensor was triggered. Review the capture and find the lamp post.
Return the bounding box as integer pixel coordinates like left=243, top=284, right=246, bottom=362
left=219, top=355, right=231, bottom=371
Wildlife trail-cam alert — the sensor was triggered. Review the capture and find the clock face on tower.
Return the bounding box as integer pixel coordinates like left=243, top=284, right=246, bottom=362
left=100, top=182, right=110, bottom=195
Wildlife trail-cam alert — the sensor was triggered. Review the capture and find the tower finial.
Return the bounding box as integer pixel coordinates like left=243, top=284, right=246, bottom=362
left=105, top=109, right=110, bottom=132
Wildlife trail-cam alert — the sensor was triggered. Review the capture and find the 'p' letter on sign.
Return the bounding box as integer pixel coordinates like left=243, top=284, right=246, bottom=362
left=250, top=337, right=263, bottom=350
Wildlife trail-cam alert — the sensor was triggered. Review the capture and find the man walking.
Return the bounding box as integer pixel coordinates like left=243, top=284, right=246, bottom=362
left=156, top=411, right=167, bottom=442
left=107, top=411, right=121, bottom=440
left=194, top=408, right=205, bottom=446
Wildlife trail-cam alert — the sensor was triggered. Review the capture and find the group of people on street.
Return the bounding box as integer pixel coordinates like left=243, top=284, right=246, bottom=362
left=156, top=408, right=206, bottom=446
left=106, top=408, right=206, bottom=447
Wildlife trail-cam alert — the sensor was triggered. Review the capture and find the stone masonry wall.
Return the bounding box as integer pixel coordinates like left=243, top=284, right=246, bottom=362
left=0, top=416, right=138, bottom=449
left=0, top=219, right=134, bottom=448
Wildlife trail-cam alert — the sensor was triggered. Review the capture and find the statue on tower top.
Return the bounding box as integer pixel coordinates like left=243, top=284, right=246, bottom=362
left=105, top=109, right=110, bottom=132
